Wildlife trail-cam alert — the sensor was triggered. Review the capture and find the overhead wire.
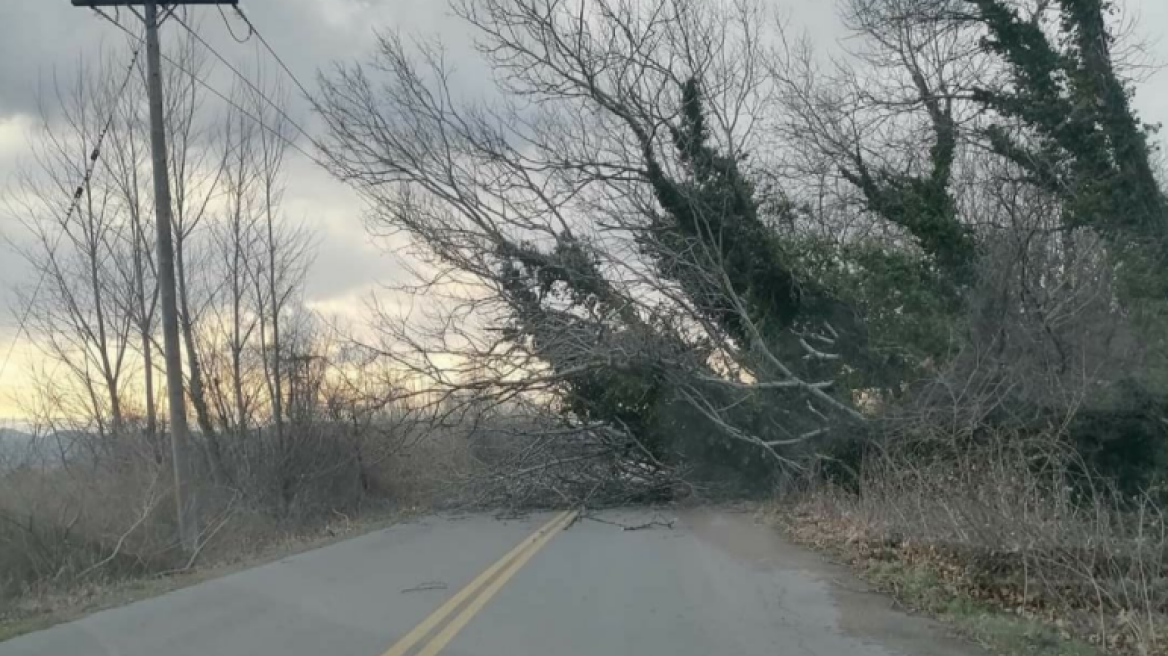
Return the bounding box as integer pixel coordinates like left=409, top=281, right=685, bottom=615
left=229, top=6, right=327, bottom=117
left=3, top=5, right=345, bottom=389
left=213, top=6, right=359, bottom=333
left=223, top=5, right=345, bottom=170
left=0, top=35, right=145, bottom=382
left=89, top=8, right=328, bottom=170
left=165, top=9, right=325, bottom=160
left=217, top=6, right=366, bottom=330
left=118, top=5, right=343, bottom=329
left=217, top=4, right=252, bottom=44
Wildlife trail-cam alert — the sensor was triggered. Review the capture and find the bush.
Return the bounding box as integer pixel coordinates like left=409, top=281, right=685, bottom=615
left=789, top=428, right=1168, bottom=655
left=0, top=416, right=420, bottom=608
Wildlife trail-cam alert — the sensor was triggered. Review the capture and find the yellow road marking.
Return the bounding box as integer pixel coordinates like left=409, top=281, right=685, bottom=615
left=414, top=509, right=577, bottom=656
left=380, top=510, right=572, bottom=656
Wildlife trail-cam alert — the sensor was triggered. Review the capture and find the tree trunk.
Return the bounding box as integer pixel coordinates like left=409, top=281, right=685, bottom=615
left=85, top=189, right=123, bottom=434
left=133, top=216, right=158, bottom=445
left=265, top=192, right=285, bottom=444
left=174, top=234, right=222, bottom=479
left=174, top=238, right=212, bottom=431
left=231, top=224, right=247, bottom=434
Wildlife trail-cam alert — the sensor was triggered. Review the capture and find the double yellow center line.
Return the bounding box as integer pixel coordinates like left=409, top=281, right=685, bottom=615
left=381, top=510, right=577, bottom=656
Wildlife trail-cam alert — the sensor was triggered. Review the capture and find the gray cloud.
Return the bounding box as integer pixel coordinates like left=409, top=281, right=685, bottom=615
left=0, top=0, right=471, bottom=119
left=0, top=1, right=475, bottom=324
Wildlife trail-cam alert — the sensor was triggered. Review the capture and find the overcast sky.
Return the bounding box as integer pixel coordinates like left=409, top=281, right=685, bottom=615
left=0, top=0, right=1165, bottom=421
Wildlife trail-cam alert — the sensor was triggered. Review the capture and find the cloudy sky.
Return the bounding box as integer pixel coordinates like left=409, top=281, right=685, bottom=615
left=0, top=0, right=1165, bottom=421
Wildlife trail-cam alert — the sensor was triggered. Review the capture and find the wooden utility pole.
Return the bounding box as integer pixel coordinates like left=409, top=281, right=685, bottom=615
left=72, top=0, right=238, bottom=554
left=143, top=0, right=197, bottom=554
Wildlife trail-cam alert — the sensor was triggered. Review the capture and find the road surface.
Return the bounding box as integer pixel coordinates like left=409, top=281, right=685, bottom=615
left=0, top=507, right=983, bottom=656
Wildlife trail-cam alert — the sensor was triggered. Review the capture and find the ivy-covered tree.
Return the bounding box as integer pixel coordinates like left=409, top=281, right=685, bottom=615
left=494, top=235, right=787, bottom=486
left=496, top=237, right=682, bottom=459
left=488, top=82, right=874, bottom=482
left=641, top=80, right=864, bottom=379
left=837, top=74, right=977, bottom=288
left=968, top=0, right=1168, bottom=300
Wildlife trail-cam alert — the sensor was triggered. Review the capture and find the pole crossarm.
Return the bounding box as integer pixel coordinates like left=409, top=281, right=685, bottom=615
left=72, top=1, right=236, bottom=5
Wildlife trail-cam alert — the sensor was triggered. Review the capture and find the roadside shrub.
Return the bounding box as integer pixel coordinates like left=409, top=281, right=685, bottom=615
left=791, top=428, right=1168, bottom=655
left=0, top=414, right=420, bottom=608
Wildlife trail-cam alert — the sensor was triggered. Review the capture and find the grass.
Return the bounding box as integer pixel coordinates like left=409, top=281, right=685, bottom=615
left=0, top=509, right=410, bottom=644
left=864, top=559, right=1103, bottom=656
left=0, top=617, right=55, bottom=643
left=0, top=575, right=195, bottom=642
left=765, top=499, right=1115, bottom=656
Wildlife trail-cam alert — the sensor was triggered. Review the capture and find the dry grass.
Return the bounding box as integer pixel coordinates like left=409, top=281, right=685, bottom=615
left=0, top=504, right=408, bottom=643
left=0, top=407, right=571, bottom=642
left=0, top=418, right=454, bottom=642
left=771, top=433, right=1168, bottom=656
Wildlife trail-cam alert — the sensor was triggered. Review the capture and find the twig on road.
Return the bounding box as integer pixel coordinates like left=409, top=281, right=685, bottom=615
left=584, top=514, right=676, bottom=531
left=401, top=581, right=449, bottom=593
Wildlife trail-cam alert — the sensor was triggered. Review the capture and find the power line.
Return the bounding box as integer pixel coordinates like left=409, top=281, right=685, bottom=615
left=166, top=10, right=323, bottom=158
left=230, top=6, right=325, bottom=116
left=212, top=5, right=346, bottom=172
left=217, top=4, right=251, bottom=43
left=90, top=8, right=327, bottom=169
left=0, top=38, right=145, bottom=383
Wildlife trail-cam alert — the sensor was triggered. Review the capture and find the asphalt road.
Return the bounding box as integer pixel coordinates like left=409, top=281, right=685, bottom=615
left=0, top=508, right=984, bottom=656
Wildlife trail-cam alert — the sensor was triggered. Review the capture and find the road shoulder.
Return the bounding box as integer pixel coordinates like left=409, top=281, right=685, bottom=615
left=766, top=503, right=1104, bottom=656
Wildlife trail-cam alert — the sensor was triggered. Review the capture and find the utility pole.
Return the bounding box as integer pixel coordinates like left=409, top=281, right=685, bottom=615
left=143, top=0, right=197, bottom=554
left=72, top=0, right=238, bottom=555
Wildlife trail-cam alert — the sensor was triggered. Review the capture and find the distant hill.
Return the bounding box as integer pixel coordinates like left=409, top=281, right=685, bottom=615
left=0, top=429, right=101, bottom=469
left=0, top=428, right=37, bottom=466
left=0, top=427, right=34, bottom=448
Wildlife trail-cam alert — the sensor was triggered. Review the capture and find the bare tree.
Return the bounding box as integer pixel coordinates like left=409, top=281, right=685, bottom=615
left=8, top=56, right=138, bottom=438
left=204, top=83, right=263, bottom=437
left=162, top=25, right=221, bottom=443
left=766, top=0, right=993, bottom=286
left=104, top=53, right=161, bottom=448
left=246, top=79, right=298, bottom=445
left=319, top=0, right=866, bottom=487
